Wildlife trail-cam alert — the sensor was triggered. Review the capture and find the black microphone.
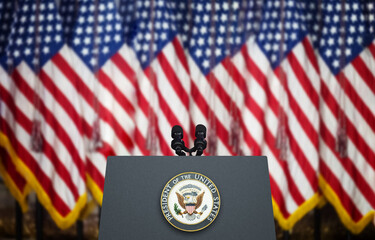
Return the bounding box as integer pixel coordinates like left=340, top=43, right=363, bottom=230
left=171, top=125, right=186, bottom=156
left=194, top=124, right=207, bottom=156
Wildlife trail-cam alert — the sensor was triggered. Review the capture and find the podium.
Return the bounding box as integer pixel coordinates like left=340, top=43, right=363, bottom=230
left=99, top=156, right=276, bottom=239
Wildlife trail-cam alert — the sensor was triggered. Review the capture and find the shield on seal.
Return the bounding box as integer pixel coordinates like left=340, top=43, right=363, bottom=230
left=186, top=205, right=196, bottom=215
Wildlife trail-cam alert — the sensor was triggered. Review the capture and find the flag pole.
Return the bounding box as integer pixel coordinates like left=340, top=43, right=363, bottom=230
left=36, top=200, right=44, bottom=240
left=15, top=201, right=23, bottom=240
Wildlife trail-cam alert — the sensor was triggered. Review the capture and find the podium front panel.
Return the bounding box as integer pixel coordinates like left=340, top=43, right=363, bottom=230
left=99, top=156, right=276, bottom=239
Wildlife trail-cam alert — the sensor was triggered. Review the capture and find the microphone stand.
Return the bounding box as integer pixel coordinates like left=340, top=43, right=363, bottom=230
left=171, top=125, right=207, bottom=156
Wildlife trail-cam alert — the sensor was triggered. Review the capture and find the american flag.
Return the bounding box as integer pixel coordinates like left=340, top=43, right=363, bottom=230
left=0, top=0, right=374, bottom=232
left=1, top=0, right=87, bottom=229
left=0, top=0, right=30, bottom=212
left=305, top=0, right=375, bottom=234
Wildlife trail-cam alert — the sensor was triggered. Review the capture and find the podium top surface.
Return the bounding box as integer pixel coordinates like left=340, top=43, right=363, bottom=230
left=99, top=156, right=276, bottom=240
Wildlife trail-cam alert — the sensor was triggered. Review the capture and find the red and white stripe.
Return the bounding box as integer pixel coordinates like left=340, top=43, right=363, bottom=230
left=0, top=66, right=29, bottom=211
left=317, top=40, right=375, bottom=233
left=228, top=36, right=320, bottom=227
left=0, top=47, right=87, bottom=228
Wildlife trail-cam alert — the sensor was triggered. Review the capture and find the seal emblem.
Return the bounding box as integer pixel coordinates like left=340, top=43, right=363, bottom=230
left=161, top=172, right=220, bottom=232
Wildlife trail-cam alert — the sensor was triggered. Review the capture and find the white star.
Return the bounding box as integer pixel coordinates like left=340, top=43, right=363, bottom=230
left=264, top=43, right=271, bottom=51
left=73, top=37, right=81, bottom=45
left=21, top=16, right=27, bottom=23
left=142, top=43, right=149, bottom=51
left=205, top=49, right=211, bottom=57
left=272, top=43, right=278, bottom=51
left=349, top=26, right=355, bottom=33
left=76, top=27, right=83, bottom=35
left=161, top=32, right=167, bottom=40
left=107, top=13, right=113, bottom=21
left=86, top=26, right=93, bottom=34
left=48, top=2, right=54, bottom=10
left=90, top=58, right=97, bottom=66
left=215, top=48, right=222, bottom=56
left=328, top=38, right=334, bottom=45
left=141, top=54, right=147, bottom=63
left=108, top=2, right=114, bottom=9
left=45, top=35, right=51, bottom=43
left=104, top=35, right=111, bottom=42
left=88, top=16, right=94, bottom=23
left=84, top=37, right=91, bottom=45
left=114, top=34, right=121, bottom=42
left=351, top=14, right=357, bottom=22
left=221, top=14, right=227, bottom=22
left=198, top=38, right=204, bottom=46
left=258, top=33, right=265, bottom=40
left=217, top=37, right=224, bottom=45
left=98, top=15, right=104, bottom=22
left=16, top=38, right=23, bottom=45
left=99, top=3, right=106, bottom=11
left=28, top=26, right=34, bottom=33
left=271, top=54, right=277, bottom=62
left=106, top=24, right=113, bottom=32
left=202, top=60, right=209, bottom=68
left=357, top=36, right=363, bottom=45
left=78, top=16, right=85, bottom=24
left=42, top=46, right=49, bottom=54
left=325, top=49, right=332, bottom=57
left=13, top=50, right=20, bottom=58
left=196, top=3, right=203, bottom=11
left=102, top=46, right=109, bottom=54
left=24, top=48, right=31, bottom=55
left=96, top=26, right=102, bottom=33
left=345, top=49, right=351, bottom=56
left=222, top=2, right=229, bottom=10
left=55, top=35, right=61, bottom=42
left=232, top=2, right=239, bottom=10
left=27, top=37, right=33, bottom=45
left=330, top=26, right=337, bottom=34
left=195, top=49, right=202, bottom=57
left=163, top=22, right=169, bottom=29
left=219, top=25, right=225, bottom=34
left=335, top=49, right=341, bottom=56
left=267, top=33, right=273, bottom=40
left=47, top=25, right=53, bottom=32
left=81, top=48, right=89, bottom=56
left=291, top=32, right=297, bottom=40
left=333, top=60, right=339, bottom=68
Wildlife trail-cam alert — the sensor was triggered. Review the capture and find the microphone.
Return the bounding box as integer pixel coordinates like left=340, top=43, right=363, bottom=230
left=194, top=124, right=207, bottom=156
left=171, top=125, right=186, bottom=156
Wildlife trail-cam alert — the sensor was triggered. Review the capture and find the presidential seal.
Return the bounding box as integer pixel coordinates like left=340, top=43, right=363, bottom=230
left=160, top=172, right=220, bottom=232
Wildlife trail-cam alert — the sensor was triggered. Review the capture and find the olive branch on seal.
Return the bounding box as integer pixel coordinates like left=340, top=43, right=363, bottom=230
left=174, top=203, right=182, bottom=216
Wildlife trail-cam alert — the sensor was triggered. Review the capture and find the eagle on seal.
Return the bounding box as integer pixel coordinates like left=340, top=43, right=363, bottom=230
left=176, top=190, right=205, bottom=216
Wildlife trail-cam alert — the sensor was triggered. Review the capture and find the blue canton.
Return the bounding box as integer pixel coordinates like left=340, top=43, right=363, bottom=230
left=172, top=0, right=261, bottom=75
left=120, top=0, right=178, bottom=69
left=0, top=1, right=15, bottom=67
left=118, top=0, right=137, bottom=45
left=59, top=0, right=79, bottom=42
left=66, top=0, right=123, bottom=72
left=305, top=0, right=375, bottom=75
left=256, top=0, right=308, bottom=69
left=6, top=0, right=64, bottom=72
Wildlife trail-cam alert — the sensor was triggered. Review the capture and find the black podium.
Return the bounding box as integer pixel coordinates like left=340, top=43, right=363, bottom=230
left=99, top=156, right=276, bottom=239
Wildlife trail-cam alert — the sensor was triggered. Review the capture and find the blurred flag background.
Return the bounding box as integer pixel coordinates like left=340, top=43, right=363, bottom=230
left=0, top=0, right=374, bottom=238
